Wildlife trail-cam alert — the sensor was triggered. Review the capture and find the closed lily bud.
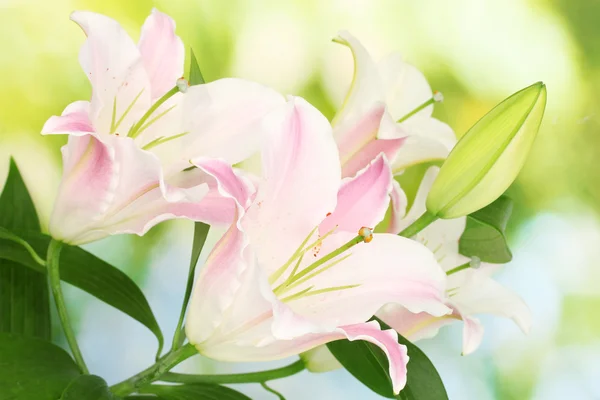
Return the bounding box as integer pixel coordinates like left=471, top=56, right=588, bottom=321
left=426, top=82, right=547, bottom=219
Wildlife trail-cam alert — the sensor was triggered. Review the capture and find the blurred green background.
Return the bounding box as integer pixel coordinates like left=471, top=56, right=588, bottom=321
left=1, top=0, right=599, bottom=398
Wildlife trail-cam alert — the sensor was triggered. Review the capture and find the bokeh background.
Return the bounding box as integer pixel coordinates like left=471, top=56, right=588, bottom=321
left=1, top=0, right=599, bottom=398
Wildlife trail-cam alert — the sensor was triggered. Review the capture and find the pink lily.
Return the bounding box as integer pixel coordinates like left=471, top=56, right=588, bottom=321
left=331, top=32, right=456, bottom=233
left=185, top=97, right=451, bottom=394
left=378, top=167, right=532, bottom=355
left=41, top=10, right=284, bottom=245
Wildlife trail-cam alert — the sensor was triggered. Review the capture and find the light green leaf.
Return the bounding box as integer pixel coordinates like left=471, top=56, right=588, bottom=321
left=327, top=318, right=447, bottom=399
left=0, top=158, right=50, bottom=339
left=0, top=231, right=163, bottom=355
left=0, top=332, right=81, bottom=400
left=459, top=195, right=514, bottom=263
left=139, top=384, right=252, bottom=400
left=427, top=82, right=546, bottom=218
left=189, top=49, right=205, bottom=85
left=60, top=375, right=117, bottom=400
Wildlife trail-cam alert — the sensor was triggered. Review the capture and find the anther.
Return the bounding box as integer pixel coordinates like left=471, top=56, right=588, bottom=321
left=358, top=227, right=373, bottom=243
left=176, top=77, right=190, bottom=93
left=469, top=256, right=481, bottom=269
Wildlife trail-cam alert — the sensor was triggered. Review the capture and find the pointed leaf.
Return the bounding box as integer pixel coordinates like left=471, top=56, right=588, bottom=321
left=0, top=158, right=50, bottom=339
left=427, top=82, right=546, bottom=218
left=0, top=230, right=163, bottom=355
left=459, top=195, right=513, bottom=263
left=189, top=49, right=205, bottom=85
left=0, top=332, right=81, bottom=399
left=139, top=384, right=252, bottom=400
left=327, top=318, right=447, bottom=399
left=60, top=375, right=117, bottom=400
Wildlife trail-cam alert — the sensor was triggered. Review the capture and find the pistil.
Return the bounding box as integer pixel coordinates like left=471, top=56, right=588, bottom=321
left=396, top=91, right=444, bottom=123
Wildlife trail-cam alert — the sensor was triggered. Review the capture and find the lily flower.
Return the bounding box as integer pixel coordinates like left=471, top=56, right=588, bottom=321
left=331, top=31, right=456, bottom=233
left=377, top=167, right=532, bottom=355
left=185, top=97, right=450, bottom=394
left=41, top=10, right=284, bottom=244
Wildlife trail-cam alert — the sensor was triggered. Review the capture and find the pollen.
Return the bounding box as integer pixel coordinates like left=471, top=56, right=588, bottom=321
left=358, top=227, right=373, bottom=243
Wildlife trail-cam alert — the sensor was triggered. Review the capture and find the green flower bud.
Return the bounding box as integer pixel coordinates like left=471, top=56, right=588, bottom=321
left=427, top=82, right=547, bottom=219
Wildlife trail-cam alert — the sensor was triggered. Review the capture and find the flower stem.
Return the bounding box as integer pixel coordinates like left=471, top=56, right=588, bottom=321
left=160, top=359, right=305, bottom=385
left=398, top=211, right=438, bottom=238
left=47, top=239, right=89, bottom=374
left=110, top=343, right=197, bottom=396
left=170, top=222, right=210, bottom=352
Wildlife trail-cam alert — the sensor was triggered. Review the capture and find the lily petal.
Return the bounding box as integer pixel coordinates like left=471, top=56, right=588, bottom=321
left=331, top=31, right=384, bottom=131
left=321, top=153, right=393, bottom=235
left=41, top=101, right=94, bottom=136
left=50, top=133, right=224, bottom=245
left=244, top=96, right=341, bottom=277
left=386, top=180, right=408, bottom=235
left=377, top=53, right=434, bottom=121
left=287, top=233, right=450, bottom=327
left=138, top=8, right=184, bottom=99
left=71, top=11, right=152, bottom=134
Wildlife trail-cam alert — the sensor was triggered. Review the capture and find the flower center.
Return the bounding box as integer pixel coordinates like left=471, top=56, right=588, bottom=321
left=267, top=227, right=372, bottom=303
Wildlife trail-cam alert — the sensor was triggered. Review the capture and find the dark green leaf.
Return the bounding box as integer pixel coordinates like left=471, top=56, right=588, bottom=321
left=140, top=384, right=251, bottom=400
left=0, top=158, right=50, bottom=339
left=60, top=375, right=116, bottom=400
left=0, top=230, right=163, bottom=355
left=0, top=332, right=81, bottom=399
left=327, top=318, right=448, bottom=399
left=459, top=195, right=514, bottom=263
left=189, top=49, right=205, bottom=85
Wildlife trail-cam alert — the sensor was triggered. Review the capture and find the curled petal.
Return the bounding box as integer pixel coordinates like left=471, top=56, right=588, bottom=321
left=70, top=11, right=152, bottom=134
left=386, top=180, right=408, bottom=235
left=138, top=8, right=185, bottom=99
left=321, top=153, right=393, bottom=235
left=41, top=101, right=94, bottom=136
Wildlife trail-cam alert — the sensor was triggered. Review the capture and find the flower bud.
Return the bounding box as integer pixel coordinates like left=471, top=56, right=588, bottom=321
left=426, top=82, right=547, bottom=219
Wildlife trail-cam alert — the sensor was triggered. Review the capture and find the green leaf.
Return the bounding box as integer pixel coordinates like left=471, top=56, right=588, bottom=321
left=0, top=332, right=81, bottom=399
left=459, top=195, right=514, bottom=263
left=0, top=158, right=50, bottom=339
left=327, top=319, right=447, bottom=399
left=139, top=384, right=252, bottom=400
left=0, top=230, right=163, bottom=355
left=427, top=82, right=546, bottom=219
left=60, top=375, right=117, bottom=400
left=189, top=49, right=205, bottom=85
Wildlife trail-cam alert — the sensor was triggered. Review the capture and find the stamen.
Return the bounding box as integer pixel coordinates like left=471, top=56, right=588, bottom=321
left=137, top=105, right=177, bottom=135
left=397, top=91, right=444, bottom=123
left=129, top=86, right=180, bottom=139
left=282, top=253, right=352, bottom=294
left=272, top=252, right=306, bottom=296
left=111, top=89, right=145, bottom=134
left=142, top=131, right=190, bottom=151
left=268, top=227, right=318, bottom=285
left=279, top=286, right=314, bottom=303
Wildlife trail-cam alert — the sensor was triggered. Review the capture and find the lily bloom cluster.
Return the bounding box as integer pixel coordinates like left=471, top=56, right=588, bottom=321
left=42, top=9, right=537, bottom=395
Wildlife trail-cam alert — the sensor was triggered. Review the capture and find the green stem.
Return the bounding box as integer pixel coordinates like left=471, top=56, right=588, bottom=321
left=110, top=343, right=197, bottom=396
left=261, top=382, right=286, bottom=400
left=171, top=222, right=210, bottom=352
left=129, top=86, right=179, bottom=139
left=161, top=359, right=305, bottom=384
left=397, top=97, right=435, bottom=123
left=47, top=239, right=89, bottom=374
left=446, top=262, right=471, bottom=276
left=398, top=211, right=438, bottom=238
